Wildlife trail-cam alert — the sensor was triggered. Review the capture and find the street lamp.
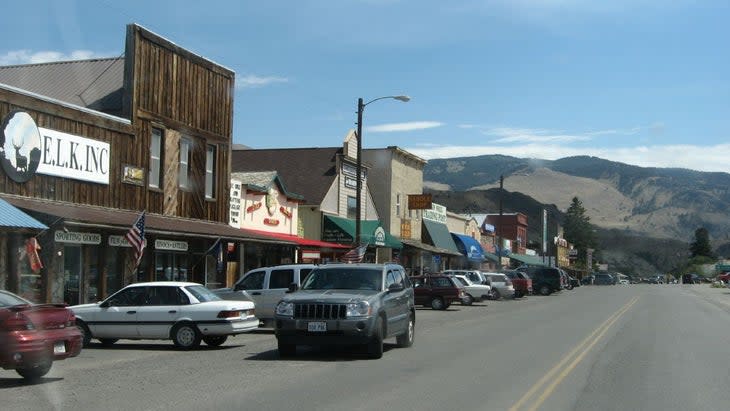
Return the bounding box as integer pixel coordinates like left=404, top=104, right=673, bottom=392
left=355, top=95, right=410, bottom=245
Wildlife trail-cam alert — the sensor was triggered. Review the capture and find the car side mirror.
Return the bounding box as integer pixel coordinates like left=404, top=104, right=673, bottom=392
left=100, top=300, right=110, bottom=308
left=388, top=283, right=405, bottom=292
left=287, top=283, right=299, bottom=293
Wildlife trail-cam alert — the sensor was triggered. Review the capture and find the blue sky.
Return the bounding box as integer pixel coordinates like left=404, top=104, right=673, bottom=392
left=2, top=0, right=729, bottom=173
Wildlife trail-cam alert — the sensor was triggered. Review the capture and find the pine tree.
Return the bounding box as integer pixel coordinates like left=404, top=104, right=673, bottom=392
left=689, top=227, right=713, bottom=258
left=563, top=197, right=597, bottom=267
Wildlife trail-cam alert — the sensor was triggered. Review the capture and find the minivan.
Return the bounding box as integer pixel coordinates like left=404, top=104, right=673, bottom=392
left=214, top=264, right=316, bottom=327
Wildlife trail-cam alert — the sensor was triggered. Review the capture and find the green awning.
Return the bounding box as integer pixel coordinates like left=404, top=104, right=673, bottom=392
left=483, top=251, right=500, bottom=263
left=422, top=219, right=460, bottom=254
left=322, top=215, right=402, bottom=248
left=508, top=253, right=549, bottom=267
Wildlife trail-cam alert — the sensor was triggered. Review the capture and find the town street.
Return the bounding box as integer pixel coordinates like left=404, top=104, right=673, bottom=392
left=2, top=285, right=730, bottom=411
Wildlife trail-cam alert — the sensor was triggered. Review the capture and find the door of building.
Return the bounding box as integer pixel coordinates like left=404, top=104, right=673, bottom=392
left=63, top=246, right=83, bottom=305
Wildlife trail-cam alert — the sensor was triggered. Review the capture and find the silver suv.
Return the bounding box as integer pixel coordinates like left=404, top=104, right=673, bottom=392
left=274, top=263, right=415, bottom=359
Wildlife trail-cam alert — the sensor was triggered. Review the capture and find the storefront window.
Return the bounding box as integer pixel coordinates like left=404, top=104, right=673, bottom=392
left=63, top=246, right=82, bottom=305
left=155, top=252, right=189, bottom=282
left=18, top=242, right=42, bottom=303
left=106, top=246, right=124, bottom=297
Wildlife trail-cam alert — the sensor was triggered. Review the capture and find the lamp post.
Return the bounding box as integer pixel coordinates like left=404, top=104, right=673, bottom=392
left=355, top=95, right=410, bottom=246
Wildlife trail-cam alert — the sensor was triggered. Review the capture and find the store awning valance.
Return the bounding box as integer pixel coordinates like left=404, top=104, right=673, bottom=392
left=0, top=198, right=47, bottom=230
left=483, top=251, right=500, bottom=263
left=509, top=253, right=549, bottom=267
left=400, top=238, right=462, bottom=256
left=322, top=215, right=402, bottom=248
left=422, top=219, right=460, bottom=254
left=451, top=233, right=486, bottom=262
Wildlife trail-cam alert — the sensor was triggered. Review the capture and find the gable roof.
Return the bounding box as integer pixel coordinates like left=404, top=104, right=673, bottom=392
left=0, top=57, right=125, bottom=116
left=231, top=171, right=304, bottom=201
left=231, top=147, right=341, bottom=205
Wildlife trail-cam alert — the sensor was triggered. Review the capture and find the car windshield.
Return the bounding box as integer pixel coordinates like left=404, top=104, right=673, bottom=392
left=0, top=291, right=30, bottom=307
left=300, top=268, right=382, bottom=291
left=184, top=285, right=222, bottom=303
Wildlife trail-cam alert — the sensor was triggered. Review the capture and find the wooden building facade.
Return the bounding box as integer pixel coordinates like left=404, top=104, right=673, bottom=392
left=0, top=24, right=287, bottom=304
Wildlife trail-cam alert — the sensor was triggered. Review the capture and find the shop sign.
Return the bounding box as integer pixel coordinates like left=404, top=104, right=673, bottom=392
left=408, top=194, right=432, bottom=210
left=1, top=111, right=110, bottom=184
left=108, top=235, right=132, bottom=247
left=54, top=230, right=101, bottom=244
left=400, top=219, right=412, bottom=239
left=302, top=250, right=320, bottom=260
left=121, top=164, right=144, bottom=186
left=154, top=239, right=189, bottom=251
left=423, top=203, right=447, bottom=223
left=374, top=226, right=386, bottom=247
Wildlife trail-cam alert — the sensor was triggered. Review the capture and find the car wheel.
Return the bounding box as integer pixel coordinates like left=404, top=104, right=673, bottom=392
left=539, top=285, right=551, bottom=296
left=277, top=340, right=296, bottom=357
left=430, top=297, right=445, bottom=310
left=367, top=317, right=384, bottom=359
left=396, top=313, right=415, bottom=348
left=492, top=289, right=501, bottom=300
left=77, top=320, right=92, bottom=347
left=567, top=284, right=574, bottom=290
left=171, top=323, right=202, bottom=349
left=99, top=338, right=119, bottom=347
left=462, top=294, right=474, bottom=306
left=203, top=336, right=228, bottom=347
left=16, top=360, right=52, bottom=381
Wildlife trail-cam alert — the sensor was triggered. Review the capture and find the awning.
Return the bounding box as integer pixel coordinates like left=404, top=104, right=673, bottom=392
left=451, top=233, right=486, bottom=262
left=483, top=251, right=501, bottom=263
left=243, top=229, right=350, bottom=249
left=322, top=215, right=402, bottom=248
left=422, top=219, right=459, bottom=254
left=0, top=198, right=47, bottom=230
left=1, top=195, right=294, bottom=244
left=400, top=238, right=462, bottom=256
left=509, top=253, right=549, bottom=267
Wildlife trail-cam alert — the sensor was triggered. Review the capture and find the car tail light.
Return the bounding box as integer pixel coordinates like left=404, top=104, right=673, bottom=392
left=217, top=310, right=242, bottom=318
left=3, top=312, right=35, bottom=331
left=66, top=313, right=76, bottom=327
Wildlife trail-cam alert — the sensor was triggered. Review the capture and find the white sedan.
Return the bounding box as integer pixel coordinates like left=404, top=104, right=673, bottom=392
left=71, top=282, right=258, bottom=349
left=452, top=275, right=493, bottom=305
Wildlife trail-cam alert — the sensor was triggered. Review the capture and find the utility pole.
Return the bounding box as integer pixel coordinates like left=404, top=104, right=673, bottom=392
left=497, top=175, right=503, bottom=270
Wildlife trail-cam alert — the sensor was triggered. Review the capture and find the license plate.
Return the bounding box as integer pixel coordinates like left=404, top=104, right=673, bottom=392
left=307, top=322, right=327, bottom=332
left=53, top=341, right=66, bottom=355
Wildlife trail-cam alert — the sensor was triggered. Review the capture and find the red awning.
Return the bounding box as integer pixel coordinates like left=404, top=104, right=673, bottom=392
left=242, top=229, right=350, bottom=249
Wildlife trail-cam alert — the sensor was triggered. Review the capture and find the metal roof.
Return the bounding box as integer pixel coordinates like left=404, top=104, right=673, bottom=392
left=0, top=198, right=48, bottom=230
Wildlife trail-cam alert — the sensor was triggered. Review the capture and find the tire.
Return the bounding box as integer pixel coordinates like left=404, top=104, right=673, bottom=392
left=99, top=338, right=119, bottom=347
left=539, top=284, right=551, bottom=296
left=430, top=297, right=445, bottom=310
left=515, top=290, right=523, bottom=298
left=396, top=313, right=415, bottom=348
left=277, top=340, right=296, bottom=357
left=203, top=336, right=228, bottom=347
left=462, top=294, right=474, bottom=306
left=77, top=321, right=92, bottom=347
left=16, top=360, right=52, bottom=381
left=367, top=317, right=384, bottom=359
left=492, top=289, right=501, bottom=300
left=171, top=323, right=202, bottom=349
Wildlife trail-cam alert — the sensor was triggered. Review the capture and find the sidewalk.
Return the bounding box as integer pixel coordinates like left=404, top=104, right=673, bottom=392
left=683, top=283, right=730, bottom=311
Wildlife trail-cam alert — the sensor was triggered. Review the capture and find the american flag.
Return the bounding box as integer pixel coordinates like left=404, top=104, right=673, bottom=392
left=126, top=211, right=146, bottom=268
left=340, top=244, right=367, bottom=263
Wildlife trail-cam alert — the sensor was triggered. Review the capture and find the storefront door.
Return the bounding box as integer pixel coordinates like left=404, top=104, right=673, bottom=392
left=63, top=246, right=82, bottom=305
left=154, top=252, right=189, bottom=282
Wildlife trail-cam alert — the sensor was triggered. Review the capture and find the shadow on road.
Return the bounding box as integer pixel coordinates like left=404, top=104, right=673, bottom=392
left=245, top=344, right=397, bottom=362
left=82, top=342, right=241, bottom=352
left=0, top=376, right=63, bottom=389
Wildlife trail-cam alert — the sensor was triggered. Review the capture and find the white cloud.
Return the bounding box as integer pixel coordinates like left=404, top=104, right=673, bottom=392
left=366, top=121, right=444, bottom=133
left=482, top=126, right=590, bottom=143
left=237, top=75, right=289, bottom=89
left=0, top=49, right=109, bottom=65
left=405, top=143, right=730, bottom=174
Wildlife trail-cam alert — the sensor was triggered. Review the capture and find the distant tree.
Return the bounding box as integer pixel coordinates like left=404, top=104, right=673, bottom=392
left=689, top=227, right=714, bottom=258
left=563, top=197, right=597, bottom=266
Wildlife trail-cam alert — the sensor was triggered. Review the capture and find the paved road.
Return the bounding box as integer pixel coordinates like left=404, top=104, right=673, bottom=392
left=2, top=284, right=730, bottom=411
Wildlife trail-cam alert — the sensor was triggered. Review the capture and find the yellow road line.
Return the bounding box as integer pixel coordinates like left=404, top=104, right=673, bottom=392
left=508, top=296, right=639, bottom=411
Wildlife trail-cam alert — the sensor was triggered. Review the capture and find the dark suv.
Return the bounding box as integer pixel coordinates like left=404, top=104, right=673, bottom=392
left=522, top=267, right=563, bottom=296
left=274, top=263, right=415, bottom=359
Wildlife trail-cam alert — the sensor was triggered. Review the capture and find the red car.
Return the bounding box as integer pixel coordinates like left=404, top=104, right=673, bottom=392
left=0, top=290, right=83, bottom=380
left=504, top=270, right=533, bottom=298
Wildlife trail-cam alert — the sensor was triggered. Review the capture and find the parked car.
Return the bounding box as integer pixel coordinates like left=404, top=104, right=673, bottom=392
left=522, top=267, right=563, bottom=296
left=594, top=273, right=617, bottom=285
left=504, top=270, right=533, bottom=298
left=214, top=264, right=316, bottom=327
left=411, top=275, right=466, bottom=310
left=482, top=273, right=516, bottom=299
left=72, top=282, right=259, bottom=349
left=450, top=274, right=492, bottom=305
left=442, top=269, right=486, bottom=286
left=274, top=263, right=415, bottom=359
left=1, top=290, right=83, bottom=380
left=581, top=274, right=595, bottom=285
left=717, top=272, right=730, bottom=284
left=568, top=276, right=581, bottom=289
